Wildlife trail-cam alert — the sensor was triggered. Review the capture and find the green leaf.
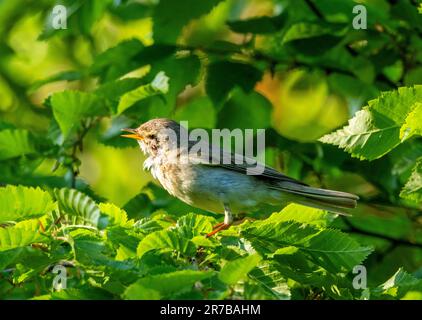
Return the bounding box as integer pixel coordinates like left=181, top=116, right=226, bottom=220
left=374, top=268, right=422, bottom=299
left=265, top=203, right=336, bottom=228
left=176, top=213, right=214, bottom=238
left=400, top=102, right=422, bottom=141
left=97, top=116, right=138, bottom=149
left=117, top=72, right=169, bottom=114
left=218, top=253, right=262, bottom=285
left=30, top=70, right=82, bottom=92
left=282, top=22, right=348, bottom=43
left=106, top=226, right=140, bottom=259
left=51, top=90, right=106, bottom=138
left=90, top=39, right=144, bottom=72
left=217, top=89, right=271, bottom=129
left=153, top=0, right=223, bottom=43
left=0, top=220, right=45, bottom=251
left=227, top=13, right=287, bottom=34
left=95, top=78, right=144, bottom=107
left=400, top=157, right=422, bottom=203
left=206, top=61, right=263, bottom=107
left=0, top=185, right=56, bottom=223
left=241, top=221, right=373, bottom=273
left=137, top=229, right=197, bottom=258
left=0, top=129, right=36, bottom=160
left=89, top=41, right=176, bottom=83
left=71, top=231, right=135, bottom=271
left=124, top=270, right=214, bottom=299
left=99, top=203, right=133, bottom=227
left=109, top=2, right=154, bottom=21
left=147, top=55, right=201, bottom=116
left=174, top=97, right=216, bottom=129
left=320, top=86, right=422, bottom=160
left=247, top=262, right=290, bottom=300
left=53, top=188, right=101, bottom=227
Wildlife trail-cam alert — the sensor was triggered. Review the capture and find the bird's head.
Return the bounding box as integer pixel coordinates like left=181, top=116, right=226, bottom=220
left=121, top=118, right=184, bottom=157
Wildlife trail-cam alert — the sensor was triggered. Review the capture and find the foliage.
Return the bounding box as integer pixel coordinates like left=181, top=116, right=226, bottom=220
left=1, top=0, right=422, bottom=300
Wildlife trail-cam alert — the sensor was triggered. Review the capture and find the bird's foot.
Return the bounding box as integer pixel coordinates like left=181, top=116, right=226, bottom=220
left=206, top=223, right=231, bottom=238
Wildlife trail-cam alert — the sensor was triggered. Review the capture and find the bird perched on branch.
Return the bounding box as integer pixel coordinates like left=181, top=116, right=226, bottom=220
left=122, top=119, right=358, bottom=237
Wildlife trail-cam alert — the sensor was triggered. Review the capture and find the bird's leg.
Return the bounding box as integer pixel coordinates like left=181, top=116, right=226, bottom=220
left=206, top=203, right=233, bottom=237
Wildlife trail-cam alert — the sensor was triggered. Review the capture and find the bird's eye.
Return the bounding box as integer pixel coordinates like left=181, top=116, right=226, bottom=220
left=147, top=134, right=156, bottom=140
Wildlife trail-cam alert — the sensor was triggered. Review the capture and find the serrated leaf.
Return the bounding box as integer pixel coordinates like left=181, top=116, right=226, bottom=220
left=241, top=221, right=373, bottom=273
left=51, top=90, right=107, bottom=138
left=264, top=203, right=335, bottom=228
left=124, top=270, right=214, bottom=299
left=219, top=253, right=262, bottom=285
left=72, top=231, right=135, bottom=271
left=206, top=61, right=263, bottom=107
left=320, top=86, right=422, bottom=160
left=0, top=129, right=36, bottom=160
left=400, top=157, right=422, bottom=203
left=137, top=229, right=196, bottom=258
left=176, top=213, right=214, bottom=238
left=106, top=226, right=141, bottom=260
left=0, top=185, right=56, bottom=223
left=99, top=203, right=133, bottom=227
left=400, top=102, right=422, bottom=141
left=247, top=262, right=290, bottom=300
left=375, top=268, right=422, bottom=299
left=117, top=72, right=169, bottom=114
left=53, top=188, right=101, bottom=227
left=153, top=0, right=223, bottom=43
left=0, top=220, right=45, bottom=251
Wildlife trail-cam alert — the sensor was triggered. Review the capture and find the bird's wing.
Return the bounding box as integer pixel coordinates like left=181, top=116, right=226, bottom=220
left=187, top=142, right=308, bottom=186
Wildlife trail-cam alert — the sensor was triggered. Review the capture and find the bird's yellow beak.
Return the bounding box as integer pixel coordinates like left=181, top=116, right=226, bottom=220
left=121, top=128, right=144, bottom=140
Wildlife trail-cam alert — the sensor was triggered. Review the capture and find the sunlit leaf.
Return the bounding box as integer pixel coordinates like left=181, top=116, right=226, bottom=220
left=137, top=229, right=197, bottom=258
left=176, top=213, right=214, bottom=238
left=117, top=72, right=169, bottom=114
left=99, top=203, right=134, bottom=227
left=0, top=185, right=55, bottom=223
left=218, top=253, right=262, bottom=285
left=242, top=221, right=373, bottom=273
left=400, top=157, right=422, bottom=203
left=320, top=86, right=422, bottom=160
left=0, top=220, right=45, bottom=251
left=400, top=102, right=422, bottom=141
left=53, top=188, right=101, bottom=227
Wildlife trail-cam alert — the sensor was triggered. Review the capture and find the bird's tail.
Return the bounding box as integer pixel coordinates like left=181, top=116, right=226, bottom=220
left=273, top=182, right=359, bottom=215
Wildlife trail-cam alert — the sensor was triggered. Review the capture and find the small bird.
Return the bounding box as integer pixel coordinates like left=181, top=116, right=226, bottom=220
left=122, top=119, right=358, bottom=237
